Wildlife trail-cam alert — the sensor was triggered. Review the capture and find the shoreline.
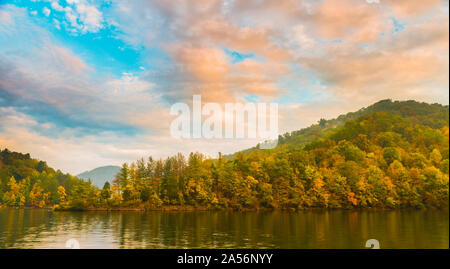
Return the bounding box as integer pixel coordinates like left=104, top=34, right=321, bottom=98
left=1, top=204, right=448, bottom=212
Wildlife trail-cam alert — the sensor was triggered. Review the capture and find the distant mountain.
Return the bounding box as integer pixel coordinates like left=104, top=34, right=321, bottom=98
left=77, top=165, right=120, bottom=188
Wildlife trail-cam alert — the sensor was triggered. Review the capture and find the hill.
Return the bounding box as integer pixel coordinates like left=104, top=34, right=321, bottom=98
left=227, top=99, right=449, bottom=158
left=77, top=166, right=121, bottom=188
left=0, top=148, right=97, bottom=208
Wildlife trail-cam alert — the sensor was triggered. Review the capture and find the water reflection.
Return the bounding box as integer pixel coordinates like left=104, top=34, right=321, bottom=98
left=0, top=209, right=448, bottom=249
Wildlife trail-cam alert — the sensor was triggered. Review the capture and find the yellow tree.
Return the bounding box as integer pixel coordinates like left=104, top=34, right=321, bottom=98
left=2, top=177, right=25, bottom=207
left=29, top=183, right=46, bottom=207
left=57, top=186, right=67, bottom=203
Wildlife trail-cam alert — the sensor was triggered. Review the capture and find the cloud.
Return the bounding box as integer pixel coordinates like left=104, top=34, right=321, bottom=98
left=74, top=1, right=103, bottom=33
left=296, top=6, right=449, bottom=105
left=310, top=0, right=388, bottom=43
left=0, top=6, right=160, bottom=139
left=44, top=0, right=105, bottom=33
left=108, top=0, right=447, bottom=107
left=384, top=0, right=442, bottom=17
left=43, top=7, right=51, bottom=17
left=46, top=44, right=92, bottom=74
left=292, top=24, right=316, bottom=50
left=0, top=9, right=13, bottom=25
left=51, top=1, right=64, bottom=12
left=107, top=0, right=292, bottom=103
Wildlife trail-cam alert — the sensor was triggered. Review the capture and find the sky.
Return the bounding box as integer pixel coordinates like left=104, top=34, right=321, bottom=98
left=0, top=0, right=449, bottom=174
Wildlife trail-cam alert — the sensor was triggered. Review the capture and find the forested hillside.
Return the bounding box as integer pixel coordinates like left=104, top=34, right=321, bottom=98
left=229, top=99, right=449, bottom=156
left=0, top=149, right=97, bottom=208
left=1, top=100, right=448, bottom=210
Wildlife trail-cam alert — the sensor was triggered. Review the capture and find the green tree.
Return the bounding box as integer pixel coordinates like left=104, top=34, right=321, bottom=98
left=383, top=147, right=401, bottom=165
left=117, top=163, right=129, bottom=189
left=101, top=181, right=112, bottom=200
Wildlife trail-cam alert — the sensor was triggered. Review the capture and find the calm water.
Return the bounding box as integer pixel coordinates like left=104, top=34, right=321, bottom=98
left=0, top=209, right=448, bottom=249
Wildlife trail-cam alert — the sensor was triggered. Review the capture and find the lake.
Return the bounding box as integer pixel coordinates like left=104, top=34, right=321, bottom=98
left=0, top=209, right=448, bottom=249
